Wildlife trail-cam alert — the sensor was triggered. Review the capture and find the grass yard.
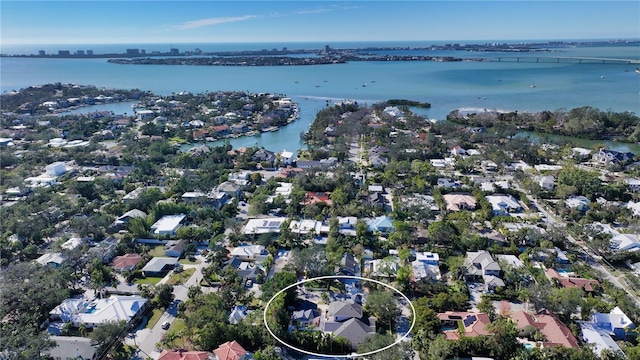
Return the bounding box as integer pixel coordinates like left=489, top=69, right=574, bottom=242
left=167, top=268, right=195, bottom=285
left=146, top=308, right=164, bottom=329
left=148, top=245, right=167, bottom=258
left=179, top=258, right=201, bottom=265
left=135, top=276, right=163, bottom=285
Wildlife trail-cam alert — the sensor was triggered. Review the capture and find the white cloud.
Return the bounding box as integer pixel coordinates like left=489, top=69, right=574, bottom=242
left=175, top=15, right=257, bottom=30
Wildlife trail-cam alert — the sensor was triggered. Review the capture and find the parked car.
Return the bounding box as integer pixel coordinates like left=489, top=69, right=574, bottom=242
left=161, top=321, right=170, bottom=330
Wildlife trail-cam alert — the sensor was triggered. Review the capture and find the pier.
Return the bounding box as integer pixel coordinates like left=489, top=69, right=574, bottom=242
left=489, top=56, right=640, bottom=65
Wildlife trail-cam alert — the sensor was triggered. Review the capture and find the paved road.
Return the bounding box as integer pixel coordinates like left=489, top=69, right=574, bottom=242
left=126, top=257, right=211, bottom=359
left=516, top=183, right=640, bottom=309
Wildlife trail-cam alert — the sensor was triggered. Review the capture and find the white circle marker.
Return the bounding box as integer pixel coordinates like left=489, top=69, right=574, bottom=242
left=263, top=275, right=416, bottom=358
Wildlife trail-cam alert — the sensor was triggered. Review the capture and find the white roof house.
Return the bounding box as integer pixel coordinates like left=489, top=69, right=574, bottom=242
left=592, top=306, right=636, bottom=340
left=230, top=245, right=268, bottom=262
left=242, top=217, right=287, bottom=234
left=626, top=178, right=640, bottom=193
left=150, top=214, right=186, bottom=235
left=579, top=321, right=623, bottom=357
left=496, top=254, right=525, bottom=268
left=627, top=201, right=640, bottom=217
left=610, top=233, right=640, bottom=252
left=25, top=174, right=57, bottom=188
left=411, top=260, right=441, bottom=281
left=36, top=253, right=67, bottom=268
left=538, top=175, right=555, bottom=191
left=61, top=237, right=84, bottom=251
left=565, top=196, right=590, bottom=211
left=46, top=161, right=68, bottom=176
left=279, top=150, right=294, bottom=165
left=485, top=194, right=522, bottom=215
left=50, top=295, right=148, bottom=328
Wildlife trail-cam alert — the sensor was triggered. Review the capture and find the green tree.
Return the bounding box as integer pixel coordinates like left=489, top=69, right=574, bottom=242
left=365, top=290, right=401, bottom=333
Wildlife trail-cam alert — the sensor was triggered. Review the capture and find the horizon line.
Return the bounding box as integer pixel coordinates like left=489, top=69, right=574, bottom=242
left=3, top=37, right=640, bottom=47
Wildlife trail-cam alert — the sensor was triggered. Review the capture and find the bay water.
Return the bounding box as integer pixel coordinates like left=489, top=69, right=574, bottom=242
left=2, top=41, right=639, bottom=153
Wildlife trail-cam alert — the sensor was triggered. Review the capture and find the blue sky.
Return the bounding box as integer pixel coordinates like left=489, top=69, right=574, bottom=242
left=1, top=1, right=639, bottom=45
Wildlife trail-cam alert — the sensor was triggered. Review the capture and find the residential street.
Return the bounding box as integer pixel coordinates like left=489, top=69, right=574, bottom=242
left=516, top=183, right=640, bottom=309
left=126, top=255, right=211, bottom=359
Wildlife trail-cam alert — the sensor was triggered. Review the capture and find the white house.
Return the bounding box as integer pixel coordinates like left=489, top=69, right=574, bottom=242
left=538, top=175, right=555, bottom=191
left=565, top=196, right=590, bottom=211
left=36, top=253, right=67, bottom=268
left=610, top=233, right=640, bottom=253
left=579, top=321, right=624, bottom=358
left=485, top=194, right=522, bottom=216
left=150, top=214, right=186, bottom=236
left=625, top=178, right=640, bottom=193
left=230, top=245, right=269, bottom=262
left=46, top=161, right=68, bottom=176
left=279, top=149, right=294, bottom=166
left=50, top=295, right=148, bottom=328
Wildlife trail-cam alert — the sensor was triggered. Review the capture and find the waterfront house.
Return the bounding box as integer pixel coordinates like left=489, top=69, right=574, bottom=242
left=279, top=149, right=294, bottom=166
left=252, top=148, right=277, bottom=165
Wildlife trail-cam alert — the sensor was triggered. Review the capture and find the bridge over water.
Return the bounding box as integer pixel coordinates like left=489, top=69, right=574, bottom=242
left=485, top=56, right=640, bottom=65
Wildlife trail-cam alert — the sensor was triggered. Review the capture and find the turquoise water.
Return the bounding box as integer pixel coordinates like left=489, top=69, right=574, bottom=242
left=2, top=41, right=639, bottom=153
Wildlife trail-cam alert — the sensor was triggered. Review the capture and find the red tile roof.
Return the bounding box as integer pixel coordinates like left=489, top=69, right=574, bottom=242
left=301, top=191, right=333, bottom=206
left=213, top=341, right=247, bottom=360
left=158, top=350, right=211, bottom=360
left=511, top=310, right=580, bottom=349
left=545, top=269, right=600, bottom=292
left=112, top=253, right=142, bottom=271
left=437, top=311, right=493, bottom=340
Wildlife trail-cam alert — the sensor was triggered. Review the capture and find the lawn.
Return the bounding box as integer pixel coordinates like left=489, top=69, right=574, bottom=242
left=146, top=308, right=164, bottom=329
left=167, top=268, right=195, bottom=285
left=179, top=258, right=201, bottom=265
left=148, top=245, right=166, bottom=258
left=135, top=276, right=163, bottom=285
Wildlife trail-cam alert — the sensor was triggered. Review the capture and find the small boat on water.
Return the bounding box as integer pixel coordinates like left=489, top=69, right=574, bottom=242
left=530, top=84, right=537, bottom=88
left=362, top=83, right=367, bottom=87
left=635, top=68, right=640, bottom=74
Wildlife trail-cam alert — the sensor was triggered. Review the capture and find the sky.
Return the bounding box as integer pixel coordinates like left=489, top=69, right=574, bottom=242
left=1, top=1, right=639, bottom=45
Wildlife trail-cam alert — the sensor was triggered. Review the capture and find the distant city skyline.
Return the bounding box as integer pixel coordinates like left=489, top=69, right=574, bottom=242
left=1, top=1, right=639, bottom=46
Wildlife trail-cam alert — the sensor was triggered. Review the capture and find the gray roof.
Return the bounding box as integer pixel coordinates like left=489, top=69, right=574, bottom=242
left=333, top=318, right=375, bottom=347
left=46, top=336, right=97, bottom=360
left=141, top=257, right=178, bottom=273
left=328, top=301, right=362, bottom=318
